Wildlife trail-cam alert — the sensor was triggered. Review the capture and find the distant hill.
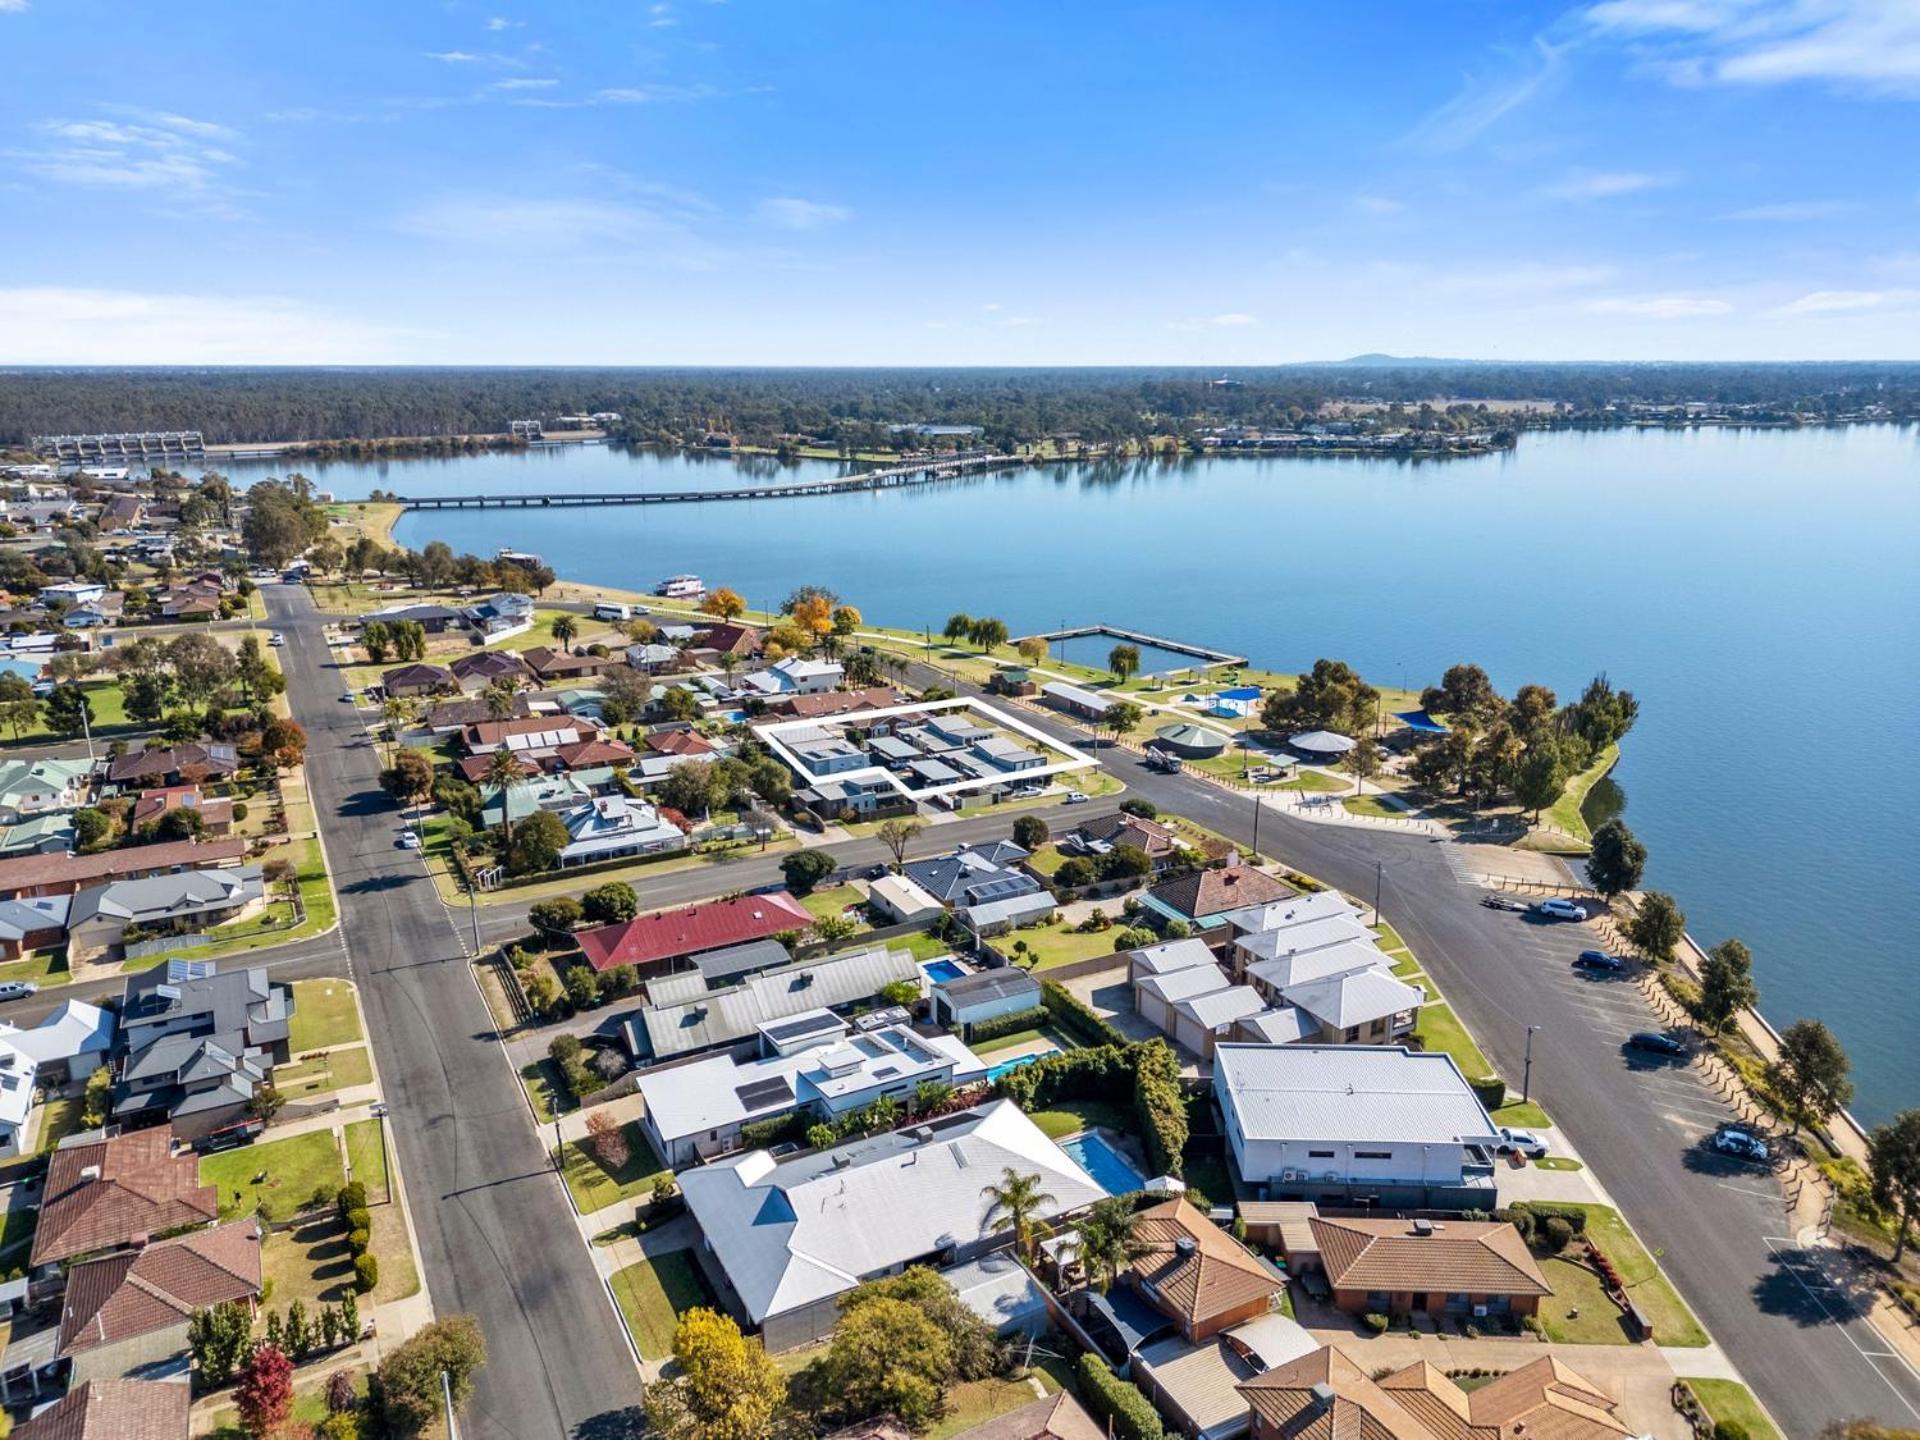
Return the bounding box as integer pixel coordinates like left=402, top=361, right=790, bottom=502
left=1338, top=353, right=1483, bottom=367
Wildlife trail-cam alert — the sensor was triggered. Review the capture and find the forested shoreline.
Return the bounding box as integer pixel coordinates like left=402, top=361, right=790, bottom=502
left=2, top=362, right=1916, bottom=448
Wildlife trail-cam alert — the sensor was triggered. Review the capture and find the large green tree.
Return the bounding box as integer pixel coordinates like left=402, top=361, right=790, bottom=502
left=375, top=1315, right=487, bottom=1436
left=1261, top=658, right=1378, bottom=737
left=1870, top=1111, right=1920, bottom=1263
left=1625, top=891, right=1685, bottom=962
left=1768, top=1019, right=1853, bottom=1136
left=507, top=809, right=568, bottom=875
left=646, top=1308, right=796, bottom=1440
left=1585, top=818, right=1647, bottom=897
left=816, top=1296, right=952, bottom=1432
left=1697, top=938, right=1757, bottom=1034
left=41, top=682, right=94, bottom=738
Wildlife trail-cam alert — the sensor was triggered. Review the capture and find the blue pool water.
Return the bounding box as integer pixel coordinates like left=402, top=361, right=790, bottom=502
left=1062, top=1132, right=1150, bottom=1196
left=922, top=959, right=968, bottom=984
left=985, top=1054, right=1041, bottom=1082
left=0, top=657, right=44, bottom=682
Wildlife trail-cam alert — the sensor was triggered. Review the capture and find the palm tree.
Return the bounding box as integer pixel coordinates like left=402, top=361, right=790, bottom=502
left=483, top=749, right=525, bottom=842
left=1071, top=1198, right=1147, bottom=1293
left=982, top=1167, right=1056, bottom=1263
left=549, top=614, right=578, bottom=650
left=483, top=680, right=519, bottom=721
left=380, top=698, right=413, bottom=761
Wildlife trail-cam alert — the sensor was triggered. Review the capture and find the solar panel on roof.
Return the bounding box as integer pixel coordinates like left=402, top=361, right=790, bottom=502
left=968, top=876, right=1032, bottom=904
left=167, top=958, right=215, bottom=983
left=735, top=1077, right=795, bottom=1110
left=763, top=1012, right=841, bottom=1043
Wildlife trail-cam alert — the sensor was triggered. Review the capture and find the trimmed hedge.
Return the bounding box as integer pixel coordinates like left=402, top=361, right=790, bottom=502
left=993, top=1040, right=1188, bottom=1183
left=740, top=1110, right=810, bottom=1151
left=967, top=1004, right=1049, bottom=1044
left=1507, top=1201, right=1589, bottom=1237
left=1041, top=980, right=1125, bottom=1048
left=1132, top=1040, right=1188, bottom=1179
left=1077, top=1354, right=1165, bottom=1440
left=1469, top=1075, right=1507, bottom=1111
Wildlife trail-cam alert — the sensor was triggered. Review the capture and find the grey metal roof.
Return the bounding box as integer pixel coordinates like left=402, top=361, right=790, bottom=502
left=690, top=938, right=795, bottom=985
left=935, top=967, right=1040, bottom=1005
left=636, top=944, right=921, bottom=1058
left=1213, top=1044, right=1498, bottom=1144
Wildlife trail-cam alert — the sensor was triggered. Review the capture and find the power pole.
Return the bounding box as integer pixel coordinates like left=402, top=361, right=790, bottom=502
left=1523, top=1024, right=1541, bottom=1104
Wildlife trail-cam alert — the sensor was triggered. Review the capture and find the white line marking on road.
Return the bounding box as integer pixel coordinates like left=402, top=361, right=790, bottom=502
left=1761, top=1236, right=1920, bottom=1420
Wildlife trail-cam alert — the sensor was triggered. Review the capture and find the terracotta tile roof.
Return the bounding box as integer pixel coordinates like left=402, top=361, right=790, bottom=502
left=130, top=786, right=232, bottom=832
left=12, top=1377, right=190, bottom=1440
left=59, top=1220, right=262, bottom=1357
left=32, top=1128, right=217, bottom=1267
left=577, top=890, right=812, bottom=972
left=647, top=729, right=717, bottom=757
left=456, top=752, right=537, bottom=784
left=1310, top=1217, right=1552, bottom=1299
left=1448, top=1356, right=1631, bottom=1440
left=954, top=1391, right=1104, bottom=1440
left=464, top=715, right=591, bottom=749
left=521, top=645, right=612, bottom=678
left=1148, top=864, right=1295, bottom=921
left=553, top=738, right=634, bottom=770
left=694, top=622, right=761, bottom=656
left=1127, top=1198, right=1284, bottom=1328
left=0, top=837, right=248, bottom=898
left=1239, top=1345, right=1443, bottom=1439
left=1079, top=812, right=1178, bottom=857
left=778, top=686, right=902, bottom=719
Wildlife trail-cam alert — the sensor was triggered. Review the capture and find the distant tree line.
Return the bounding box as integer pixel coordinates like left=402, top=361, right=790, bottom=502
left=3, top=362, right=1917, bottom=447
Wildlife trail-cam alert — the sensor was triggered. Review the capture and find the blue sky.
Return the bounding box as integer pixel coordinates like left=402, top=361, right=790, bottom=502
left=1, top=0, right=1916, bottom=363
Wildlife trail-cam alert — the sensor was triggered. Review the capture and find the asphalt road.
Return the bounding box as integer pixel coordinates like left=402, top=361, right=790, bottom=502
left=266, top=585, right=646, bottom=1440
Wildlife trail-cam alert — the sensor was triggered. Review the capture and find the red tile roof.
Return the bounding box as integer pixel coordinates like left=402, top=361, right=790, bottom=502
left=32, top=1128, right=218, bottom=1268
left=1311, top=1216, right=1552, bottom=1299
left=130, top=786, right=233, bottom=832
left=13, top=1378, right=190, bottom=1440
left=59, top=1221, right=262, bottom=1357
left=553, top=738, right=634, bottom=770
left=577, top=891, right=812, bottom=972
left=0, top=837, right=248, bottom=899
left=456, top=752, right=537, bottom=784
left=647, top=729, right=717, bottom=757
left=777, top=687, right=901, bottom=719
left=1147, top=863, right=1295, bottom=921
left=694, top=622, right=761, bottom=656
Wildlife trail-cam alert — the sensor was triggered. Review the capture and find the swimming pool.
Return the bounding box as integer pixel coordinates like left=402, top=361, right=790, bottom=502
left=922, top=959, right=968, bottom=984
left=986, top=1053, right=1041, bottom=1082
left=0, top=657, right=44, bottom=683
left=1061, top=1131, right=1149, bottom=1196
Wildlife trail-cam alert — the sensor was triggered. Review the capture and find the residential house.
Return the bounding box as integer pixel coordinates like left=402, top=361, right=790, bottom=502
left=462, top=715, right=594, bottom=760
left=461, top=591, right=535, bottom=640
left=626, top=642, right=680, bottom=674
left=113, top=961, right=294, bottom=1142
left=1219, top=890, right=1366, bottom=943
left=37, top=580, right=107, bottom=609
left=554, top=796, right=687, bottom=867
left=903, top=842, right=1040, bottom=908
left=679, top=1100, right=1105, bottom=1350
left=1239, top=1347, right=1632, bottom=1440
left=62, top=592, right=127, bottom=628
left=0, top=838, right=248, bottom=902
left=621, top=944, right=922, bottom=1061
left=0, top=894, right=69, bottom=960
left=358, top=601, right=464, bottom=635
left=931, top=968, right=1041, bottom=1035
left=741, top=656, right=844, bottom=697
left=1300, top=1214, right=1552, bottom=1321
left=450, top=649, right=532, bottom=693
left=1127, top=938, right=1220, bottom=985
left=866, top=873, right=944, bottom=926
left=0, top=813, right=76, bottom=856
left=972, top=736, right=1046, bottom=773
left=691, top=622, right=761, bottom=660
left=30, top=1127, right=216, bottom=1269
left=129, top=786, right=234, bottom=837
left=794, top=773, right=908, bottom=821
left=0, top=997, right=114, bottom=1088
left=422, top=691, right=534, bottom=732
left=646, top=728, right=719, bottom=759
left=479, top=773, right=594, bottom=830
left=104, top=745, right=238, bottom=791
left=550, top=737, right=634, bottom=774
left=1212, top=1045, right=1500, bottom=1210
left=1072, top=812, right=1180, bottom=872
left=773, top=686, right=901, bottom=720
left=636, top=1014, right=986, bottom=1166
left=577, top=891, right=813, bottom=976
left=380, top=662, right=456, bottom=699
left=58, top=1220, right=262, bottom=1385
left=957, top=890, right=1058, bottom=937
left=1120, top=1198, right=1293, bottom=1341
left=521, top=645, right=616, bottom=683
left=12, top=1378, right=190, bottom=1440
left=66, top=866, right=265, bottom=967
left=1143, top=863, right=1296, bottom=930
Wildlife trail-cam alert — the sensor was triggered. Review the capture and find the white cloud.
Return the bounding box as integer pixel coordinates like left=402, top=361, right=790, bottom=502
left=591, top=84, right=721, bottom=104
left=1408, top=36, right=1567, bottom=151
left=485, top=16, right=521, bottom=31
left=649, top=3, right=678, bottom=26
left=492, top=77, right=558, bottom=91
left=426, top=50, right=482, bottom=63
left=397, top=194, right=724, bottom=269
left=13, top=111, right=241, bottom=192
left=1585, top=0, right=1920, bottom=96
left=1542, top=169, right=1677, bottom=199
left=1725, top=199, right=1859, bottom=220
left=753, top=196, right=851, bottom=230
left=1587, top=294, right=1734, bottom=316
left=0, top=287, right=416, bottom=364
left=1353, top=194, right=1406, bottom=216
left=0, top=1, right=29, bottom=12
left=1775, top=287, right=1920, bottom=313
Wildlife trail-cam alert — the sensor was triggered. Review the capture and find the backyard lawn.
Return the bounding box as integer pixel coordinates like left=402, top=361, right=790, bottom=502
left=554, top=1122, right=670, bottom=1213
left=1686, top=1379, right=1783, bottom=1440
left=926, top=1358, right=1074, bottom=1440
left=288, top=977, right=364, bottom=1052
left=1000, top=922, right=1121, bottom=972
left=1027, top=1100, right=1133, bottom=1141
left=273, top=1044, right=374, bottom=1099
left=202, top=1131, right=346, bottom=1222
left=609, top=1250, right=715, bottom=1358
left=800, top=884, right=868, bottom=924
left=900, top=930, right=958, bottom=962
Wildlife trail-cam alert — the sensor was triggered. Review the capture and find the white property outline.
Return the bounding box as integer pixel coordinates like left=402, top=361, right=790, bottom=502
left=753, top=695, right=1099, bottom=803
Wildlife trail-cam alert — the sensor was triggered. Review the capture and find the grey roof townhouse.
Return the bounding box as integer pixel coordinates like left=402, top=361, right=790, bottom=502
left=0, top=757, right=92, bottom=824
left=66, top=866, right=264, bottom=968
left=112, top=961, right=293, bottom=1142
left=902, top=841, right=1039, bottom=907
left=679, top=1099, right=1105, bottom=1351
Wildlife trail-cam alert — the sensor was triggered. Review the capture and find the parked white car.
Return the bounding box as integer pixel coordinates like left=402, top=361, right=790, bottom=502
left=1535, top=897, right=1587, bottom=922
left=1495, top=1127, right=1548, bottom=1159
left=1713, top=1129, right=1771, bottom=1164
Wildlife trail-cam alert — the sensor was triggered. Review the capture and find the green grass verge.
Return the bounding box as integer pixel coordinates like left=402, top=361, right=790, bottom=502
left=1342, top=793, right=1411, bottom=819
left=344, top=1118, right=391, bottom=1202
left=273, top=1044, right=373, bottom=1099
left=0, top=950, right=73, bottom=989
left=1490, top=1100, right=1552, bottom=1129
left=201, top=1130, right=346, bottom=1222
left=609, top=1251, right=715, bottom=1358
left=554, top=1122, right=670, bottom=1214
left=520, top=1059, right=574, bottom=1123
left=1412, top=1003, right=1493, bottom=1080
left=1541, top=742, right=1618, bottom=846
left=288, top=977, right=363, bottom=1052
left=1685, top=1379, right=1783, bottom=1440
left=1536, top=1204, right=1708, bottom=1347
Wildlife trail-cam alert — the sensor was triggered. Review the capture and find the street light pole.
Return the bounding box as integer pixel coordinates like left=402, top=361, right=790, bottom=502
left=1523, top=1024, right=1541, bottom=1104
left=1372, top=859, right=1383, bottom=925
left=1250, top=792, right=1261, bottom=861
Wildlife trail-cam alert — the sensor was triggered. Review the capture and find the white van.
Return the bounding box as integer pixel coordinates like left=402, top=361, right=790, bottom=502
left=593, top=602, right=636, bottom=622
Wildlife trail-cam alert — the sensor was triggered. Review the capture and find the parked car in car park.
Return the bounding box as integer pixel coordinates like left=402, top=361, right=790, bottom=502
left=1495, top=1128, right=1548, bottom=1159
left=1713, top=1128, right=1772, bottom=1164
left=1627, top=1030, right=1689, bottom=1057
left=1574, top=949, right=1626, bottom=972
left=1482, top=893, right=1529, bottom=912
left=1536, top=897, right=1587, bottom=921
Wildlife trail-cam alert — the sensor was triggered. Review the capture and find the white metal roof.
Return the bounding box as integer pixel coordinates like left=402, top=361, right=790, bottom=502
left=1128, top=938, right=1219, bottom=978
left=1222, top=893, right=1362, bottom=935
left=1282, top=969, right=1424, bottom=1031
left=1175, top=984, right=1267, bottom=1031
left=1213, top=1044, right=1498, bottom=1145
left=1136, top=964, right=1231, bottom=1006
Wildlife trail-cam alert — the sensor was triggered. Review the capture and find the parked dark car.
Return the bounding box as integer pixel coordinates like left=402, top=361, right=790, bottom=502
left=194, top=1119, right=266, bottom=1153
left=1574, top=950, right=1625, bottom=972
left=1626, top=1030, right=1689, bottom=1057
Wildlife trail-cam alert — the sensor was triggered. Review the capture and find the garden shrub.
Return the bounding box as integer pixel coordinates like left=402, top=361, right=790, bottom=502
left=966, top=1005, right=1049, bottom=1043
left=1131, top=1040, right=1188, bottom=1179
left=1363, top=1312, right=1389, bottom=1333
left=1469, top=1075, right=1506, bottom=1111
left=1076, top=1354, right=1165, bottom=1440
left=1040, top=981, right=1124, bottom=1047
left=1542, top=1216, right=1574, bottom=1253
left=354, top=1254, right=379, bottom=1293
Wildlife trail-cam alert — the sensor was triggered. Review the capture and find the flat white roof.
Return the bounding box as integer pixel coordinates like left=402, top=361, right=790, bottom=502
left=1214, top=1044, right=1498, bottom=1144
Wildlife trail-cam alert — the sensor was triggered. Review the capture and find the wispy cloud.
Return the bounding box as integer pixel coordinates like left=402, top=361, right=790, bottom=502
left=397, top=194, right=725, bottom=269
left=1775, top=287, right=1920, bottom=313
left=753, top=196, right=851, bottom=230
left=1587, top=294, right=1733, bottom=316
left=1408, top=36, right=1568, bottom=152
left=0, top=287, right=416, bottom=364
left=492, top=77, right=558, bottom=91
left=426, top=50, right=482, bottom=63
left=587, top=83, right=723, bottom=105
left=484, top=16, right=521, bottom=31
left=1542, top=169, right=1678, bottom=200
left=12, top=110, right=242, bottom=193
left=1353, top=194, right=1406, bottom=216
left=1442, top=262, right=1618, bottom=291
left=1585, top=0, right=1920, bottom=97
left=0, top=1, right=29, bottom=13
left=1725, top=198, right=1860, bottom=221
left=649, top=3, right=678, bottom=27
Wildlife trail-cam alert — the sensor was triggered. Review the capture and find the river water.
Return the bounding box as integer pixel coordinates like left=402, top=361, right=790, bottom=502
left=223, top=426, right=1920, bottom=1122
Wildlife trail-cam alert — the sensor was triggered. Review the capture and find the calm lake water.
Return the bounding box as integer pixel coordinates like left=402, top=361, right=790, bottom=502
left=225, top=427, right=1920, bottom=1122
